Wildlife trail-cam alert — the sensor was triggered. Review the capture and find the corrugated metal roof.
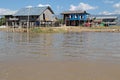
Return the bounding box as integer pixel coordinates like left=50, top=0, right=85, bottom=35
left=14, top=6, right=54, bottom=16
left=96, top=16, right=117, bottom=19
left=89, top=15, right=118, bottom=19
left=61, top=10, right=89, bottom=14
left=94, top=14, right=118, bottom=17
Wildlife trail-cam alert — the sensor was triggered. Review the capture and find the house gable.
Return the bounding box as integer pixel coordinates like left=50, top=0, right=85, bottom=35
left=39, top=8, right=54, bottom=21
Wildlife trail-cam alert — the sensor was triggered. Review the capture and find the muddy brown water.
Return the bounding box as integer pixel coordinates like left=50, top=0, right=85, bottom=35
left=0, top=31, right=120, bottom=80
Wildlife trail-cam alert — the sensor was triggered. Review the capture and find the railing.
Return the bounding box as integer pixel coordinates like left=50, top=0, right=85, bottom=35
left=66, top=17, right=87, bottom=21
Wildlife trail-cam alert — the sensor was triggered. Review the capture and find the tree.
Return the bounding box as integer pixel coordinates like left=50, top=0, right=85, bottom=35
left=0, top=17, right=6, bottom=26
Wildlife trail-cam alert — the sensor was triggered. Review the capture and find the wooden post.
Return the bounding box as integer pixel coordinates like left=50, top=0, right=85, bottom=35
left=12, top=22, right=15, bottom=32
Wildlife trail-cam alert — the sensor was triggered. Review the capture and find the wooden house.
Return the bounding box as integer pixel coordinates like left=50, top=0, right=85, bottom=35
left=5, top=6, right=56, bottom=28
left=61, top=10, right=89, bottom=26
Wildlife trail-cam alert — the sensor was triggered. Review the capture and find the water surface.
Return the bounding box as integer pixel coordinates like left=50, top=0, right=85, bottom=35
left=0, top=31, right=120, bottom=62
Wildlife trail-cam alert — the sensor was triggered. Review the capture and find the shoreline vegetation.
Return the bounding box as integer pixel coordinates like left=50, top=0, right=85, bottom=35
left=0, top=26, right=120, bottom=33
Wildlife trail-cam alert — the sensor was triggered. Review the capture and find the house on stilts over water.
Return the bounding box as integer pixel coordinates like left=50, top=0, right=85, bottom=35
left=5, top=6, right=57, bottom=28
left=61, top=10, right=89, bottom=26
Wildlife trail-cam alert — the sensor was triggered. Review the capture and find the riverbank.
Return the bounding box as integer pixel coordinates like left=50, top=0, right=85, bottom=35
left=0, top=26, right=120, bottom=33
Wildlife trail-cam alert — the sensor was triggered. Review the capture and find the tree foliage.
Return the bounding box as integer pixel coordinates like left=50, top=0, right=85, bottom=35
left=0, top=17, right=6, bottom=26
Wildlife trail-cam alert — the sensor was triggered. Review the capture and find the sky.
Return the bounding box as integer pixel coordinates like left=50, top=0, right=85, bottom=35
left=0, top=0, right=120, bottom=15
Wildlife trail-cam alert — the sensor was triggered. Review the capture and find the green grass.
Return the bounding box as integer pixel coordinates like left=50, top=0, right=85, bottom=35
left=30, top=27, right=67, bottom=33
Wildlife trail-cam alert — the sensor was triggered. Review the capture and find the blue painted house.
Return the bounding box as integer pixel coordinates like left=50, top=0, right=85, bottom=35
left=62, top=10, right=89, bottom=26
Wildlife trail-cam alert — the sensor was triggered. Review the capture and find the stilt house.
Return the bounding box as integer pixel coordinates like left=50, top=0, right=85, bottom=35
left=61, top=10, right=89, bottom=26
left=5, top=6, right=56, bottom=28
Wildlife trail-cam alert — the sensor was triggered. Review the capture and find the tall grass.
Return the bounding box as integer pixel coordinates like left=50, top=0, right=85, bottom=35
left=30, top=27, right=67, bottom=33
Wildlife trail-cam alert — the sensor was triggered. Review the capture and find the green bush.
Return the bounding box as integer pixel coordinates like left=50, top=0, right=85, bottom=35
left=0, top=17, right=5, bottom=26
left=30, top=28, right=43, bottom=33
